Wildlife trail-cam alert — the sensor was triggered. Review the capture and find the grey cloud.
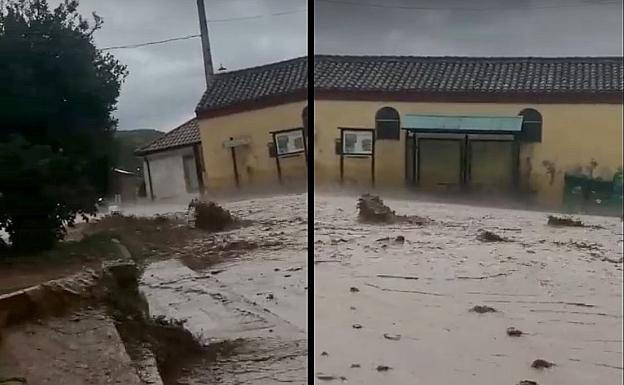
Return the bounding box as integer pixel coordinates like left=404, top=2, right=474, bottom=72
left=314, top=0, right=623, bottom=56
left=49, top=0, right=307, bottom=132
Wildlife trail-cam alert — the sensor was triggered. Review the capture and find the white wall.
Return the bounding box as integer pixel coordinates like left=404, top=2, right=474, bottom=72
left=143, top=146, right=199, bottom=201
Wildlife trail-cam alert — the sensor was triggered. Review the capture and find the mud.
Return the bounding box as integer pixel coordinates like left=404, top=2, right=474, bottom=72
left=315, top=194, right=622, bottom=385
left=102, top=254, right=240, bottom=385
left=189, top=200, right=237, bottom=232
left=477, top=230, right=512, bottom=243
left=0, top=267, right=104, bottom=327
left=547, top=215, right=585, bottom=227
left=0, top=308, right=144, bottom=385
left=357, top=194, right=428, bottom=225
left=1, top=191, right=309, bottom=385
left=531, top=359, right=555, bottom=369
left=470, top=305, right=497, bottom=313
left=137, top=194, right=308, bottom=384
left=507, top=327, right=524, bottom=337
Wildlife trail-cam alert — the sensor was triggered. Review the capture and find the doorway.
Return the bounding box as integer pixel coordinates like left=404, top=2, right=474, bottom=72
left=410, top=134, right=517, bottom=193
left=417, top=138, right=463, bottom=192
left=467, top=140, right=516, bottom=193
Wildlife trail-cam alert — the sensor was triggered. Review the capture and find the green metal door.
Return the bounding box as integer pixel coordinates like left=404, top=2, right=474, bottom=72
left=468, top=140, right=514, bottom=193
left=418, top=139, right=462, bottom=191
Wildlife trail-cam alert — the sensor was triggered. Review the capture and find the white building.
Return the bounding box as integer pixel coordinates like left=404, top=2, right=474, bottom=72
left=135, top=119, right=204, bottom=201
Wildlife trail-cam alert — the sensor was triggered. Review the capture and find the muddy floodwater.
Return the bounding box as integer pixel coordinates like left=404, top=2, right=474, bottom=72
left=314, top=194, right=623, bottom=385
left=0, top=194, right=308, bottom=385
left=139, top=194, right=308, bottom=384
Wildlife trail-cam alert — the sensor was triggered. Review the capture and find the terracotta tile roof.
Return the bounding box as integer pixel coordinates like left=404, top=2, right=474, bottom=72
left=151, top=56, right=620, bottom=153
left=135, top=118, right=199, bottom=155
left=314, top=55, right=623, bottom=95
left=196, top=57, right=308, bottom=114
left=195, top=55, right=621, bottom=116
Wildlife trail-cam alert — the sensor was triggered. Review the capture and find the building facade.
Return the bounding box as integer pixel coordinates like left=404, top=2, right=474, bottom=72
left=135, top=119, right=204, bottom=201
left=195, top=57, right=308, bottom=193
left=314, top=55, right=623, bottom=208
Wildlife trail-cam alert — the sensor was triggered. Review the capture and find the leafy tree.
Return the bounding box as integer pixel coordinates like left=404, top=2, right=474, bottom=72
left=0, top=0, right=127, bottom=252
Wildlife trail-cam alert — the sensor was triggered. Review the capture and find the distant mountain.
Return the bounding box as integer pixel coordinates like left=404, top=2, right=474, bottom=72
left=114, top=129, right=164, bottom=175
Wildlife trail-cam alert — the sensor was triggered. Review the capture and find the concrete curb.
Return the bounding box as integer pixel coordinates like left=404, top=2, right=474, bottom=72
left=0, top=242, right=164, bottom=385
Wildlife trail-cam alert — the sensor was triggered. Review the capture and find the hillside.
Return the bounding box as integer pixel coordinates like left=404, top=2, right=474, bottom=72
left=114, top=129, right=164, bottom=174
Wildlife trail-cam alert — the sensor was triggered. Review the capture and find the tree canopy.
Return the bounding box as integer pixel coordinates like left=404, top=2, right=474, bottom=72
left=0, top=0, right=128, bottom=252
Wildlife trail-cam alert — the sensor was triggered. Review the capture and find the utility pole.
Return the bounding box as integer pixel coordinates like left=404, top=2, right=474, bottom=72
left=196, top=0, right=215, bottom=87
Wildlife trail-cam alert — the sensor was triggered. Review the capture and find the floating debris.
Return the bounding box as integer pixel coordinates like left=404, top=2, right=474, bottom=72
left=531, top=359, right=555, bottom=369
left=357, top=194, right=429, bottom=225
left=477, top=230, right=511, bottom=243
left=383, top=333, right=401, bottom=341
left=547, top=215, right=584, bottom=227
left=376, top=274, right=419, bottom=280
left=470, top=305, right=497, bottom=314
left=357, top=194, right=397, bottom=223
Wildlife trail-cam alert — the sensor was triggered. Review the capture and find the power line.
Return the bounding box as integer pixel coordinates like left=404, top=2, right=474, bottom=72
left=101, top=34, right=200, bottom=51
left=206, top=8, right=306, bottom=22
left=316, top=0, right=622, bottom=11
left=100, top=8, right=307, bottom=51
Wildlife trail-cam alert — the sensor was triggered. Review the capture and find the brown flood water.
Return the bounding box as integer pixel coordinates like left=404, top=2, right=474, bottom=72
left=314, top=194, right=622, bottom=385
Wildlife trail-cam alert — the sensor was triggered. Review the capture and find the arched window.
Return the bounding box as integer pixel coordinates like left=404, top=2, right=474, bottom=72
left=375, top=107, right=400, bottom=140
left=518, top=108, right=542, bottom=143
left=302, top=106, right=308, bottom=136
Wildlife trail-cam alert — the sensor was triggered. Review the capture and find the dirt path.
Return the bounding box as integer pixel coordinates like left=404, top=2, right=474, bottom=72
left=314, top=194, right=623, bottom=385
left=0, top=309, right=144, bottom=385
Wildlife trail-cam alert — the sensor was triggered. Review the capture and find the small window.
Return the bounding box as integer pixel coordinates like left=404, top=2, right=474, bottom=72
left=375, top=107, right=400, bottom=140
left=518, top=108, right=542, bottom=143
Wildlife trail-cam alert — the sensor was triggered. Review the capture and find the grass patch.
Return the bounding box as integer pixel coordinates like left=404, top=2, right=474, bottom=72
left=0, top=231, right=120, bottom=268
left=83, top=214, right=199, bottom=263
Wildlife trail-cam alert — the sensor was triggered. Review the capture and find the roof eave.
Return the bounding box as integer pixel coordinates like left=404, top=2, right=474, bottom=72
left=195, top=90, right=308, bottom=119
left=134, top=141, right=201, bottom=157
left=314, top=89, right=624, bottom=104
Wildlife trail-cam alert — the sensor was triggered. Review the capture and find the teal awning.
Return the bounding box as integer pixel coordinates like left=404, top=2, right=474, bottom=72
left=403, top=114, right=523, bottom=132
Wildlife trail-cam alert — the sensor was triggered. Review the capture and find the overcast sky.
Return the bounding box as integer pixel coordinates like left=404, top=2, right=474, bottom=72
left=314, top=0, right=623, bottom=56
left=50, top=0, right=307, bottom=132
left=52, top=0, right=621, bottom=132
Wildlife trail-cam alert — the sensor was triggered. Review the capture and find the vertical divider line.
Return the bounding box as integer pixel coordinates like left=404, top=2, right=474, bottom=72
left=307, top=7, right=315, bottom=381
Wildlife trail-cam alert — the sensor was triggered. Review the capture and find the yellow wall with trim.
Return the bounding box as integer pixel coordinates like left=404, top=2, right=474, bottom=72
left=198, top=101, right=308, bottom=192
left=314, top=100, right=623, bottom=206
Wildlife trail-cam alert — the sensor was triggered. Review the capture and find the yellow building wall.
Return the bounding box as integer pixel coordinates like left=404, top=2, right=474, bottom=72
left=198, top=101, right=308, bottom=192
left=314, top=100, right=623, bottom=206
